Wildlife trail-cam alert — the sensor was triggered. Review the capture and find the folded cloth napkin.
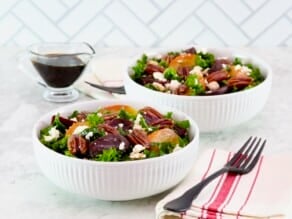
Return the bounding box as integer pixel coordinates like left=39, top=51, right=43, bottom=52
left=74, top=56, right=128, bottom=99
left=156, top=149, right=292, bottom=219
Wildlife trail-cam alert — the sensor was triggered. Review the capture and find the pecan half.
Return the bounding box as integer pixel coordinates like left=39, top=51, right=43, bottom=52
left=127, top=129, right=150, bottom=148
left=144, top=63, right=164, bottom=74
left=150, top=118, right=174, bottom=129
left=177, top=84, right=189, bottom=95
left=98, top=124, right=119, bottom=135
left=140, top=106, right=164, bottom=124
left=207, top=70, right=229, bottom=82
left=228, top=76, right=252, bottom=90
left=67, top=134, right=88, bottom=157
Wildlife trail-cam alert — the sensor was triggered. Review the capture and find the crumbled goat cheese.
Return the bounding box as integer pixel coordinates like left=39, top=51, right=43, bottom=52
left=234, top=64, right=241, bottom=71
left=44, top=126, right=60, bottom=142
left=152, top=82, right=165, bottom=91
left=197, top=48, right=208, bottom=54
left=73, top=125, right=89, bottom=135
left=129, top=144, right=146, bottom=159
left=133, top=144, right=145, bottom=153
left=173, top=145, right=182, bottom=152
left=85, top=131, right=93, bottom=140
left=235, top=65, right=252, bottom=75
left=70, top=117, right=77, bottom=122
left=207, top=81, right=220, bottom=91
left=153, top=72, right=167, bottom=82
left=166, top=80, right=181, bottom=91
left=118, top=123, right=124, bottom=128
left=97, top=112, right=103, bottom=117
left=133, top=114, right=143, bottom=130
left=189, top=66, right=203, bottom=75
left=119, top=142, right=125, bottom=150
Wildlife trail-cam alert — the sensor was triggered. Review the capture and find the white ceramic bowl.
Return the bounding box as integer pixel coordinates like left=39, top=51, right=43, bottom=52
left=124, top=47, right=272, bottom=132
left=33, top=100, right=199, bottom=201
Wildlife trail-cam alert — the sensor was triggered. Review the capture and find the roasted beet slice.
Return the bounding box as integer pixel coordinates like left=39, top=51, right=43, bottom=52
left=51, top=115, right=75, bottom=128
left=105, top=118, right=133, bottom=132
left=209, top=59, right=231, bottom=73
left=89, top=134, right=130, bottom=158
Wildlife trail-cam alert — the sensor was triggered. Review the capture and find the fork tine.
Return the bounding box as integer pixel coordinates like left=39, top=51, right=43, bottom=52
left=233, top=139, right=256, bottom=167
left=239, top=138, right=261, bottom=169
left=227, top=136, right=253, bottom=166
left=244, top=139, right=266, bottom=172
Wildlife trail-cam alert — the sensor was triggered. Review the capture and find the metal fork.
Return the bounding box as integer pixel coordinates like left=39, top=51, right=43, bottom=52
left=163, top=136, right=266, bottom=213
left=85, top=81, right=126, bottom=94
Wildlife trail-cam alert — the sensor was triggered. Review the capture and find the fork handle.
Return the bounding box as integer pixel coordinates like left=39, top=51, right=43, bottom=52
left=164, top=168, right=228, bottom=213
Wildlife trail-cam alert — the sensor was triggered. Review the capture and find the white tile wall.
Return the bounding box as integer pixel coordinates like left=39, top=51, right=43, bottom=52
left=0, top=0, right=291, bottom=47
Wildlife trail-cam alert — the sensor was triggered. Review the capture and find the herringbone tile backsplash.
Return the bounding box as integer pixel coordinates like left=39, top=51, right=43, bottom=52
left=1, top=0, right=291, bottom=47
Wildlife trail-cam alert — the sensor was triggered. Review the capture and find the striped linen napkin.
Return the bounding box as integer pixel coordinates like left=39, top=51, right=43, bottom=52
left=156, top=149, right=292, bottom=219
left=74, top=56, right=127, bottom=99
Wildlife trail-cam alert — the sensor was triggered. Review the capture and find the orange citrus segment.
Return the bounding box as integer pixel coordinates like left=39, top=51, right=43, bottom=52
left=66, top=121, right=89, bottom=137
left=147, top=128, right=180, bottom=145
left=98, top=105, right=137, bottom=116
left=169, top=54, right=196, bottom=70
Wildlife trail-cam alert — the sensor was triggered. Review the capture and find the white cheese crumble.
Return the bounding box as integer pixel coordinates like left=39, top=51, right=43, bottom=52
left=234, top=65, right=252, bottom=76
left=73, top=125, right=89, bottom=135
left=165, top=80, right=181, bottom=92
left=70, top=117, right=77, bottom=122
left=173, top=145, right=182, bottom=152
left=189, top=66, right=203, bottom=75
left=118, top=123, right=124, bottom=128
left=152, top=82, right=165, bottom=91
left=44, top=126, right=60, bottom=142
left=207, top=81, right=220, bottom=91
left=197, top=47, right=208, bottom=54
left=153, top=72, right=167, bottom=82
left=133, top=113, right=143, bottom=130
left=119, top=142, right=125, bottom=150
left=85, top=131, right=93, bottom=140
left=129, top=144, right=146, bottom=159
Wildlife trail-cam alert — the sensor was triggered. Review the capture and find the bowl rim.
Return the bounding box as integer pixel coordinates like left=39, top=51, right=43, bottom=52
left=125, top=46, right=272, bottom=100
left=33, top=99, right=200, bottom=166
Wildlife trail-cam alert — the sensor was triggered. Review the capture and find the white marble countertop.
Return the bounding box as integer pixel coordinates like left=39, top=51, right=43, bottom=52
left=1, top=47, right=292, bottom=219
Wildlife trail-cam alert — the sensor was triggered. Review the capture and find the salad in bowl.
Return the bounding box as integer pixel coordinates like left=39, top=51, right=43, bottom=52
left=33, top=100, right=199, bottom=200
left=131, top=47, right=264, bottom=96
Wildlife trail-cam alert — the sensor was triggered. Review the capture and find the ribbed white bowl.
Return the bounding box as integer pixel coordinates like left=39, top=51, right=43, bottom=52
left=33, top=100, right=199, bottom=200
left=124, top=47, right=272, bottom=132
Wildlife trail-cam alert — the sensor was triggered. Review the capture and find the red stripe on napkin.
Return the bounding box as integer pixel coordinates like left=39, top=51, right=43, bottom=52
left=201, top=149, right=217, bottom=181
left=236, top=156, right=264, bottom=218
left=219, top=174, right=242, bottom=219
left=200, top=153, right=232, bottom=218
left=206, top=173, right=238, bottom=216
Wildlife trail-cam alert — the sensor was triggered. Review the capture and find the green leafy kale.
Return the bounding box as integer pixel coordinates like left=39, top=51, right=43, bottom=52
left=68, top=110, right=79, bottom=119
left=118, top=109, right=135, bottom=120
left=52, top=114, right=66, bottom=133
left=175, top=120, right=190, bottom=129
left=185, top=74, right=205, bottom=95
left=145, top=142, right=174, bottom=158
left=196, top=52, right=215, bottom=68
left=164, top=112, right=173, bottom=119
left=86, top=112, right=104, bottom=127
left=233, top=57, right=243, bottom=65
left=40, top=126, right=68, bottom=153
left=163, top=67, right=179, bottom=80
left=80, top=127, right=105, bottom=140
left=246, top=63, right=264, bottom=84
left=132, top=54, right=148, bottom=80
left=95, top=147, right=122, bottom=162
